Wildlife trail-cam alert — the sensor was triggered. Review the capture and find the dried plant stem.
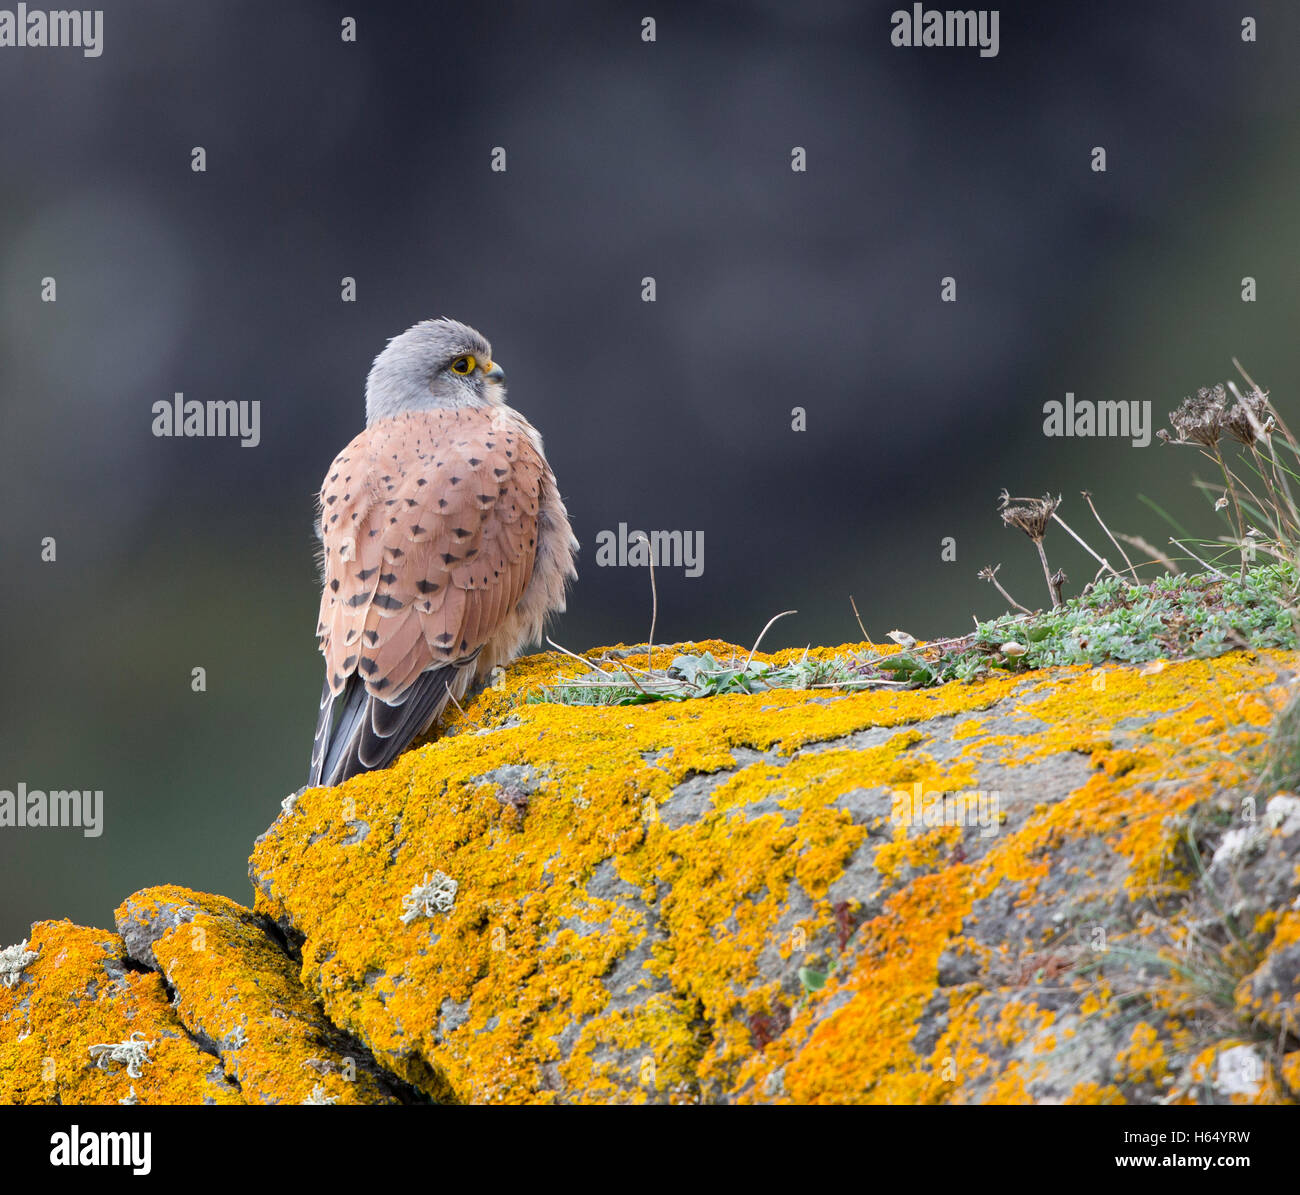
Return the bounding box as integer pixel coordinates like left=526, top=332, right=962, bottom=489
left=997, top=585, right=1033, bottom=615
left=744, top=610, right=797, bottom=672
left=1033, top=539, right=1063, bottom=608
left=1048, top=567, right=1068, bottom=607
left=546, top=636, right=617, bottom=678
left=1050, top=512, right=1122, bottom=579
left=1207, top=446, right=1248, bottom=577
left=644, top=543, right=658, bottom=672
left=1116, top=533, right=1180, bottom=575
left=1081, top=490, right=1138, bottom=582
left=1221, top=388, right=1296, bottom=538
left=849, top=595, right=875, bottom=647
left=616, top=662, right=653, bottom=697
left=1233, top=358, right=1296, bottom=444
left=979, top=564, right=1032, bottom=615
left=1168, top=538, right=1228, bottom=580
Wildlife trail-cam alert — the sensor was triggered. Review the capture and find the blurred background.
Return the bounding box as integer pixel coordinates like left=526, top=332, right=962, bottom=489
left=2, top=0, right=1297, bottom=942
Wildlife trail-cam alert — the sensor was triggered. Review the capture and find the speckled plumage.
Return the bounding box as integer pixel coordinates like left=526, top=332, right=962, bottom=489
left=308, top=319, right=578, bottom=787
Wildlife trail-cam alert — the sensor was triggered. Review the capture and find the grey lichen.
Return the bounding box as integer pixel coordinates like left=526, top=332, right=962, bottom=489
left=399, top=871, right=458, bottom=923
left=0, top=939, right=38, bottom=989
left=301, top=1083, right=339, bottom=1105
left=88, top=1032, right=156, bottom=1079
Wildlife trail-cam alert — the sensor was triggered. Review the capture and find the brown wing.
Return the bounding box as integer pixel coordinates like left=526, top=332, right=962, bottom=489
left=309, top=407, right=544, bottom=784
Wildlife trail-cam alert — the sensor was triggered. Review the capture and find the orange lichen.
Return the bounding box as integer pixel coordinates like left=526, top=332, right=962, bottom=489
left=1281, top=1051, right=1300, bottom=1097
left=115, top=886, right=415, bottom=1104
left=1116, top=1021, right=1169, bottom=1084
left=258, top=647, right=1293, bottom=1103
left=5, top=642, right=1295, bottom=1106
left=1064, top=1081, right=1127, bottom=1104
left=1234, top=910, right=1300, bottom=1034
left=0, top=920, right=242, bottom=1105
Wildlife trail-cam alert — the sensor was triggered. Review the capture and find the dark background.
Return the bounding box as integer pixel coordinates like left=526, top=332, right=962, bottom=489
left=2, top=0, right=1297, bottom=943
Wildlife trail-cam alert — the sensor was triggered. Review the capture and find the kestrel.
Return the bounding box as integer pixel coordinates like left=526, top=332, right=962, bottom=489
left=308, top=318, right=578, bottom=787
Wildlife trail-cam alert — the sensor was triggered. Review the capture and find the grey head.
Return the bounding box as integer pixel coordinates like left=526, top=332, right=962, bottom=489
left=364, top=317, right=507, bottom=426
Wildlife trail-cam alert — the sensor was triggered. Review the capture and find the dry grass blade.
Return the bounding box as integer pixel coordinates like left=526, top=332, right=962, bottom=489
left=545, top=635, right=618, bottom=678
left=849, top=595, right=875, bottom=646
left=1116, top=533, right=1181, bottom=575
left=1050, top=511, right=1123, bottom=578
left=744, top=610, right=797, bottom=672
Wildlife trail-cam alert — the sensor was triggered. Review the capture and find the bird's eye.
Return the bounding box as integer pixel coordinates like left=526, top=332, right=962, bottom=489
left=450, top=355, right=476, bottom=375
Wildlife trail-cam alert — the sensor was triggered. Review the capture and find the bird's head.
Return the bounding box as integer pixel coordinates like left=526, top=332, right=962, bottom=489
left=364, top=317, right=507, bottom=425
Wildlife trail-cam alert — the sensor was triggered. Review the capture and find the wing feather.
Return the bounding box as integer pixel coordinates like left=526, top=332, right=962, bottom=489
left=308, top=406, right=548, bottom=785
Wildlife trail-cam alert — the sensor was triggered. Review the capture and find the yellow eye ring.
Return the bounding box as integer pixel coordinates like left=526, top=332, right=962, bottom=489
left=450, top=355, right=476, bottom=375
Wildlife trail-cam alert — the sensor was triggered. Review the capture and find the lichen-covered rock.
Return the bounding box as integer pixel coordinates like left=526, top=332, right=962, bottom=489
left=1237, top=910, right=1300, bottom=1037
left=0, top=920, right=241, bottom=1104
left=5, top=642, right=1299, bottom=1104
left=114, top=886, right=422, bottom=1104
left=245, top=642, right=1300, bottom=1104
left=0, top=894, right=426, bottom=1104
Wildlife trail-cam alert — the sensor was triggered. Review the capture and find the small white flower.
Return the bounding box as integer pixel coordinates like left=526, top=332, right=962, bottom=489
left=400, top=871, right=458, bottom=923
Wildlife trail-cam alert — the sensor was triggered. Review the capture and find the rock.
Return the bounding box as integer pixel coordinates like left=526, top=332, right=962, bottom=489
left=114, top=886, right=423, bottom=1104
left=246, top=642, right=1299, bottom=1104
left=0, top=892, right=423, bottom=1105
left=5, top=641, right=1300, bottom=1104
left=1236, top=911, right=1300, bottom=1036
left=0, top=920, right=241, bottom=1104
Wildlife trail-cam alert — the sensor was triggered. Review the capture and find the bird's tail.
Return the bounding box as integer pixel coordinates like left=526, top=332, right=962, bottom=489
left=308, top=675, right=368, bottom=788
left=308, top=662, right=472, bottom=788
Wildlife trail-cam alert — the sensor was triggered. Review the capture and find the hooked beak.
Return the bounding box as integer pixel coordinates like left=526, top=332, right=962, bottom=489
left=482, top=360, right=505, bottom=383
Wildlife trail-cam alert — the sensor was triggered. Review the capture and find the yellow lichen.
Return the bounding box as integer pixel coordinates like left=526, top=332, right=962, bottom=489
left=6, top=642, right=1294, bottom=1106
left=1116, top=1021, right=1168, bottom=1084
left=1064, top=1081, right=1127, bottom=1104
left=0, top=921, right=242, bottom=1105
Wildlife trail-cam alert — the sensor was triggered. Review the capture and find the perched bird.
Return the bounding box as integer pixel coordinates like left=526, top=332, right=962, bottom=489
left=308, top=318, right=578, bottom=787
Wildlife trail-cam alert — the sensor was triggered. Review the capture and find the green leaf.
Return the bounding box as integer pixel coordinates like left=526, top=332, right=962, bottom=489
left=798, top=966, right=828, bottom=993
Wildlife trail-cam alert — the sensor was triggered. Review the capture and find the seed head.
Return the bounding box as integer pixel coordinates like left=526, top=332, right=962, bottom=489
left=998, top=491, right=1061, bottom=542
left=1224, top=386, right=1272, bottom=447
left=1165, top=385, right=1228, bottom=448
